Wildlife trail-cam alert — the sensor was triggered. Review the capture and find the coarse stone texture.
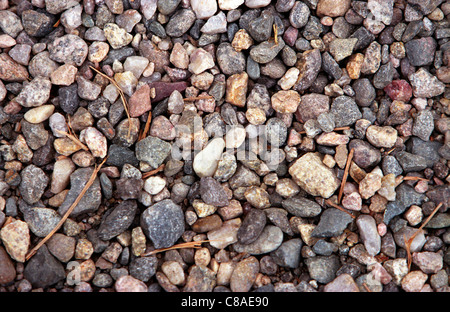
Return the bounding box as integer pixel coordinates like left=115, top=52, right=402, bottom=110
left=140, top=199, right=185, bottom=249
left=288, top=152, right=339, bottom=198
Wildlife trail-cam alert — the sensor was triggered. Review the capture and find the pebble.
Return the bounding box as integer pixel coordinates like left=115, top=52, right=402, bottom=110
left=135, top=136, right=172, bottom=169
left=0, top=219, right=30, bottom=263
left=15, top=76, right=52, bottom=108
left=233, top=225, right=283, bottom=255
left=115, top=275, right=148, bottom=292
left=23, top=245, right=65, bottom=289
left=324, top=273, right=359, bottom=292
left=412, top=252, right=443, bottom=274
left=289, top=152, right=339, bottom=198
left=317, top=0, right=351, bottom=17
left=128, top=84, right=152, bottom=118
left=58, top=167, right=102, bottom=217
left=225, top=72, right=248, bottom=107
left=188, top=48, right=215, bottom=75
left=193, top=138, right=225, bottom=177
left=24, top=207, right=61, bottom=238
left=311, top=208, right=353, bottom=238
left=0, top=246, right=16, bottom=284
left=237, top=208, right=266, bottom=244
left=409, top=68, right=445, bottom=98
left=305, top=255, right=340, bottom=284
left=356, top=215, right=381, bottom=256
left=140, top=199, right=185, bottom=248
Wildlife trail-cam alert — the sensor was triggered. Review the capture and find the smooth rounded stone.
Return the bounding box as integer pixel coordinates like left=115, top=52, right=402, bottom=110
left=0, top=10, right=23, bottom=37
left=324, top=273, right=360, bottom=292
left=217, top=42, right=246, bottom=75
left=288, top=152, right=339, bottom=198
left=191, top=214, right=223, bottom=232
left=193, top=138, right=225, bottom=178
left=165, top=8, right=196, bottom=37
left=317, top=0, right=350, bottom=17
left=140, top=199, right=185, bottom=249
left=237, top=209, right=267, bottom=245
left=229, top=256, right=259, bottom=292
left=225, top=125, right=246, bottom=149
left=0, top=246, right=16, bottom=284
left=233, top=225, right=283, bottom=255
left=15, top=76, right=51, bottom=108
left=311, top=208, right=353, bottom=238
left=50, top=158, right=75, bottom=194
left=78, top=127, right=107, bottom=159
left=23, top=105, right=55, bottom=124
left=60, top=4, right=82, bottom=29
left=244, top=186, right=271, bottom=209
left=135, top=136, right=172, bottom=169
left=281, top=196, right=322, bottom=218
left=58, top=167, right=102, bottom=217
left=0, top=219, right=30, bottom=263
left=115, top=275, right=148, bottom=292
left=219, top=0, right=244, bottom=10
left=57, top=83, right=79, bottom=115
left=23, top=244, right=65, bottom=288
left=352, top=78, right=376, bottom=107
left=244, top=0, right=271, bottom=8
left=409, top=68, right=445, bottom=98
left=190, top=0, right=217, bottom=19
left=393, top=226, right=426, bottom=253
left=143, top=176, right=166, bottom=195
left=356, top=214, right=381, bottom=256
left=46, top=233, right=76, bottom=263
left=305, top=255, right=340, bottom=284
left=250, top=37, right=285, bottom=64
left=348, top=139, right=381, bottom=169
left=199, top=177, right=229, bottom=207
left=288, top=1, right=310, bottom=28
left=19, top=164, right=49, bottom=205
left=23, top=207, right=61, bottom=238
left=48, top=34, right=88, bottom=66
left=366, top=125, right=398, bottom=148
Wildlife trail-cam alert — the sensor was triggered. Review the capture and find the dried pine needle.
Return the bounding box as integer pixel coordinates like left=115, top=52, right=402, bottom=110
left=141, top=240, right=210, bottom=257
left=89, top=65, right=132, bottom=138
left=141, top=163, right=165, bottom=179
left=25, top=157, right=107, bottom=261
left=338, top=148, right=354, bottom=204
left=405, top=202, right=443, bottom=271
left=325, top=199, right=356, bottom=219
left=55, top=129, right=89, bottom=151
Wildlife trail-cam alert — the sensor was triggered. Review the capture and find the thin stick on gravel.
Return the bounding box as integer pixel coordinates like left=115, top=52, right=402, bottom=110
left=142, top=163, right=165, bottom=179
left=183, top=95, right=214, bottom=101
left=325, top=199, right=356, bottom=219
left=55, top=129, right=89, bottom=151
left=338, top=147, right=355, bottom=204
left=25, top=157, right=107, bottom=261
left=141, top=240, right=210, bottom=257
left=405, top=202, right=443, bottom=271
left=139, top=111, right=152, bottom=141
left=89, top=65, right=132, bottom=138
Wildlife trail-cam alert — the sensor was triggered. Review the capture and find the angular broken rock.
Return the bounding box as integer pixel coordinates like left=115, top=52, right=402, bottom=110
left=288, top=152, right=340, bottom=198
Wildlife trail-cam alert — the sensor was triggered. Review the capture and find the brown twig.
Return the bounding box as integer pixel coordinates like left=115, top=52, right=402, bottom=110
left=55, top=129, right=89, bottom=151
left=142, top=163, right=165, bottom=179
left=25, top=158, right=107, bottom=261
left=141, top=240, right=210, bottom=257
left=139, top=111, right=152, bottom=141
left=338, top=148, right=355, bottom=204
left=183, top=95, right=214, bottom=101
left=298, top=126, right=350, bottom=134
left=401, top=176, right=430, bottom=182
left=273, top=24, right=278, bottom=45
left=405, top=202, right=443, bottom=271
left=89, top=66, right=132, bottom=138
left=325, top=199, right=356, bottom=219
